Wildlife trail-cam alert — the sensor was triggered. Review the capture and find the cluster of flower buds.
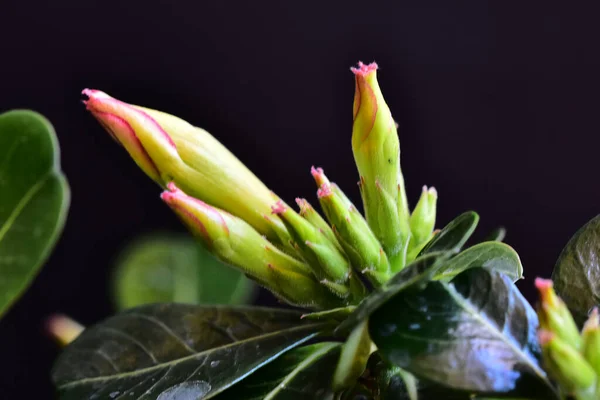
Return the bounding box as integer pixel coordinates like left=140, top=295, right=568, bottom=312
left=82, top=62, right=439, bottom=309
left=536, top=278, right=600, bottom=400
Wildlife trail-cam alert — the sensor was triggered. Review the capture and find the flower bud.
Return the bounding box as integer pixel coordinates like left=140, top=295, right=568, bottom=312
left=535, top=278, right=582, bottom=351
left=583, top=308, right=600, bottom=376
left=409, top=186, right=438, bottom=250
left=539, top=330, right=596, bottom=395
left=312, top=169, right=390, bottom=285
left=83, top=89, right=289, bottom=245
left=46, top=314, right=84, bottom=347
left=272, top=201, right=367, bottom=303
left=272, top=200, right=349, bottom=283
left=161, top=183, right=338, bottom=309
left=295, top=197, right=341, bottom=250
left=350, top=63, right=410, bottom=272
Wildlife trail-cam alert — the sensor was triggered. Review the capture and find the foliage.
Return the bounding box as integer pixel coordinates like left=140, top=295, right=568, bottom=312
left=0, top=110, right=69, bottom=318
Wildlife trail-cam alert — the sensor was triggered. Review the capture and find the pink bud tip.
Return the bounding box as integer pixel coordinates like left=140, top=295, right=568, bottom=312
left=350, top=61, right=378, bottom=76
left=317, top=183, right=333, bottom=198
left=538, top=330, right=555, bottom=346
left=295, top=198, right=311, bottom=215
left=271, top=200, right=287, bottom=215
left=311, top=166, right=324, bottom=179
left=535, top=278, right=554, bottom=291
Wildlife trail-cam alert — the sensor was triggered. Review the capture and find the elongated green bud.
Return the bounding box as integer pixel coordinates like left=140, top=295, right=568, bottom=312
left=161, top=183, right=338, bottom=309
left=535, top=278, right=582, bottom=351
left=409, top=186, right=437, bottom=249
left=83, top=89, right=290, bottom=246
left=351, top=62, right=410, bottom=272
left=583, top=308, right=600, bottom=376
left=271, top=200, right=350, bottom=283
left=539, top=330, right=596, bottom=396
left=312, top=169, right=390, bottom=285
left=295, top=197, right=341, bottom=250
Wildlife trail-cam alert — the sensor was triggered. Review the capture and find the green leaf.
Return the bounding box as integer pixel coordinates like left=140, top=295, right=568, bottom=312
left=335, top=251, right=451, bottom=335
left=484, top=227, right=506, bottom=242
left=552, top=214, right=600, bottom=324
left=218, top=342, right=341, bottom=399
left=369, top=268, right=557, bottom=399
left=434, top=242, right=523, bottom=282
left=333, top=320, right=373, bottom=390
left=52, top=304, right=328, bottom=399
left=419, top=211, right=479, bottom=256
left=112, top=234, right=254, bottom=309
left=0, top=110, right=69, bottom=318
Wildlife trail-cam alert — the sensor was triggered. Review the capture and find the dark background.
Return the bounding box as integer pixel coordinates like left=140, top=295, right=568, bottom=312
left=2, top=1, right=600, bottom=397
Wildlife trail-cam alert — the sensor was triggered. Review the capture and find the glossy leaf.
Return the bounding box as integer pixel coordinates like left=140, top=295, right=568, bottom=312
left=552, top=214, right=600, bottom=323
left=218, top=342, right=341, bottom=399
left=0, top=110, right=69, bottom=318
left=335, top=251, right=451, bottom=334
left=52, top=304, right=328, bottom=399
left=434, top=242, right=523, bottom=282
left=112, top=234, right=254, bottom=309
left=370, top=268, right=557, bottom=399
left=419, top=211, right=479, bottom=256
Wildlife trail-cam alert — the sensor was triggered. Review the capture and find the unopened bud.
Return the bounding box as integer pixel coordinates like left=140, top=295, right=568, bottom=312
left=583, top=308, right=600, bottom=376
left=83, top=89, right=290, bottom=245
left=539, top=330, right=596, bottom=394
left=350, top=62, right=410, bottom=272
left=535, top=278, right=582, bottom=351
left=409, top=186, right=437, bottom=250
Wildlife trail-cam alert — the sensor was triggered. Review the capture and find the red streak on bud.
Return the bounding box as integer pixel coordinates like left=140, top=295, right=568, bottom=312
left=317, top=183, right=333, bottom=198
left=271, top=200, right=287, bottom=215
left=538, top=330, right=555, bottom=346
left=82, top=89, right=176, bottom=148
left=161, top=182, right=229, bottom=239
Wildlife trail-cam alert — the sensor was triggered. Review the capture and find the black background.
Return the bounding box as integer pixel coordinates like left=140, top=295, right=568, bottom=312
left=2, top=1, right=600, bottom=397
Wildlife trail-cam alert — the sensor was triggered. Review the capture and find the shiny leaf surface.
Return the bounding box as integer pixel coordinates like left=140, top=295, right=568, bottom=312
left=52, top=304, right=327, bottom=399
left=218, top=342, right=341, bottom=399
left=552, top=214, right=600, bottom=323
left=419, top=211, right=479, bottom=256
left=434, top=242, right=523, bottom=282
left=0, top=110, right=69, bottom=318
left=370, top=268, right=557, bottom=399
left=335, top=252, right=451, bottom=334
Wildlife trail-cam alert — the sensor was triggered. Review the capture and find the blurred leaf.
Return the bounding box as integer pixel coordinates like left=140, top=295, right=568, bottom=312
left=434, top=241, right=523, bottom=282
left=369, top=268, right=557, bottom=399
left=419, top=211, right=479, bottom=256
left=52, top=304, right=328, bottom=399
left=218, top=342, right=341, bottom=399
left=552, top=214, right=600, bottom=324
left=0, top=110, right=69, bottom=318
left=112, top=234, right=254, bottom=309
left=484, top=227, right=506, bottom=242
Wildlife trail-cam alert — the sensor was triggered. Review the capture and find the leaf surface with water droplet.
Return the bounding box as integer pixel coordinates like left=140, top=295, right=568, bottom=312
left=52, top=304, right=327, bottom=399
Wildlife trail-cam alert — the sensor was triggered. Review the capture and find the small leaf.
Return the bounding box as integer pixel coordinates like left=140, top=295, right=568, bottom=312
left=369, top=268, right=557, bottom=399
left=335, top=251, right=451, bottom=334
left=434, top=242, right=523, bottom=282
left=52, top=304, right=328, bottom=399
left=419, top=211, right=479, bottom=256
left=112, top=234, right=254, bottom=309
left=0, top=110, right=69, bottom=318
left=218, top=342, right=341, bottom=399
left=333, top=320, right=373, bottom=390
left=552, top=214, right=600, bottom=323
left=484, top=227, right=506, bottom=243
